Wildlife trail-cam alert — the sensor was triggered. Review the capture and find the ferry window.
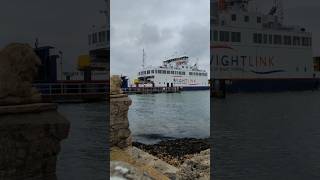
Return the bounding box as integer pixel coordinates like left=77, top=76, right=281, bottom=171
left=302, top=37, right=309, bottom=46
left=214, top=31, right=218, bottom=41
left=231, top=14, right=236, bottom=21
left=151, top=70, right=154, bottom=74
left=167, top=71, right=170, bottom=74
left=144, top=71, right=146, bottom=75
left=269, top=34, right=273, bottom=44
left=189, top=72, right=192, bottom=75
left=257, top=34, right=262, bottom=44
left=244, top=16, right=249, bottom=22
left=171, top=71, right=174, bottom=74
left=147, top=70, right=150, bottom=74
left=263, top=34, right=268, bottom=44
left=182, top=72, right=185, bottom=75
left=274, top=35, right=282, bottom=45
left=163, top=70, right=167, bottom=74
left=257, top=16, right=262, bottom=23
left=220, top=31, right=229, bottom=42
left=253, top=33, right=258, bottom=43
left=93, top=33, right=98, bottom=43
left=284, top=36, right=292, bottom=45
left=293, top=36, right=300, bottom=46
left=231, top=32, right=241, bottom=42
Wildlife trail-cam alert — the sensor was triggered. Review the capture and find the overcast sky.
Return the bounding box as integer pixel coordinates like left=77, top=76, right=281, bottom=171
left=0, top=0, right=319, bottom=76
left=110, top=0, right=210, bottom=79
left=111, top=0, right=320, bottom=79
left=0, top=0, right=105, bottom=71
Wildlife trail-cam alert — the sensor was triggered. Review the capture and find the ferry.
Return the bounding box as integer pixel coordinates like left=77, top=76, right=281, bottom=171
left=136, top=56, right=209, bottom=90
left=211, top=0, right=320, bottom=92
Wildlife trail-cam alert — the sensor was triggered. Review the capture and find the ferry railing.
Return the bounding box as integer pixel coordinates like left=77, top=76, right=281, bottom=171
left=33, top=82, right=108, bottom=96
left=122, top=86, right=181, bottom=94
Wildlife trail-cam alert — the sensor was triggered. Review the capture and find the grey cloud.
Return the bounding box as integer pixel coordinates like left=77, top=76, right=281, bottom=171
left=136, top=24, right=161, bottom=45
left=177, top=22, right=209, bottom=59
left=111, top=0, right=210, bottom=78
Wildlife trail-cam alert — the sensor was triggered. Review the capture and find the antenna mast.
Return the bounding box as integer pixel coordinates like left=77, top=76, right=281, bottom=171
left=270, top=0, right=284, bottom=24
left=100, top=0, right=109, bottom=25
left=142, top=49, right=146, bottom=86
left=275, top=0, right=284, bottom=24
left=142, top=48, right=146, bottom=69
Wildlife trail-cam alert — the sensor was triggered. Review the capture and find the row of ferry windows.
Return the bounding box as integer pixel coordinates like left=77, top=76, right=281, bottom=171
left=212, top=31, right=241, bottom=42
left=139, top=70, right=207, bottom=76
left=212, top=30, right=312, bottom=46
left=231, top=14, right=262, bottom=23
left=88, top=30, right=110, bottom=45
left=253, top=33, right=312, bottom=46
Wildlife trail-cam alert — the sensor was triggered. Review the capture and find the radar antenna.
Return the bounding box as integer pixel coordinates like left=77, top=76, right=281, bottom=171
left=99, top=0, right=109, bottom=25
left=269, top=0, right=284, bottom=24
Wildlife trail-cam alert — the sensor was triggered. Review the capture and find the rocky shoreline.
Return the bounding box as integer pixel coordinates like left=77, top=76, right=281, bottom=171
left=133, top=138, right=210, bottom=167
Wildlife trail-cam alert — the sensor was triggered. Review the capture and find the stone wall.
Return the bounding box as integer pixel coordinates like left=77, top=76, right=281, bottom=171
left=0, top=103, right=70, bottom=180
left=110, top=94, right=132, bottom=149
left=110, top=75, right=132, bottom=149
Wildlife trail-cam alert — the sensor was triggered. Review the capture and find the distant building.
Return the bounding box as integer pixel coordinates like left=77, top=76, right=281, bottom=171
left=34, top=46, right=59, bottom=83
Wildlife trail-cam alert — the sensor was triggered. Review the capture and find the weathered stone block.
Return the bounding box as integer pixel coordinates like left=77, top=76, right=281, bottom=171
left=110, top=94, right=132, bottom=148
left=0, top=103, right=70, bottom=180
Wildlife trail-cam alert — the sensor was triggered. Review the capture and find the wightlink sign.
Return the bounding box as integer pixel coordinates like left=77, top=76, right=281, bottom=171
left=210, top=45, right=285, bottom=74
left=210, top=55, right=287, bottom=74
left=211, top=55, right=275, bottom=67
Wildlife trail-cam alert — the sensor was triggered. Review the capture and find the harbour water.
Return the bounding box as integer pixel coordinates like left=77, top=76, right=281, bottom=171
left=56, top=103, right=107, bottom=180
left=213, top=91, right=320, bottom=180
left=128, top=90, right=210, bottom=144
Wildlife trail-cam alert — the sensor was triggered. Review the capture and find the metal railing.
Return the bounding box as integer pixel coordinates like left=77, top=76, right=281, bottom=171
left=122, top=86, right=181, bottom=94
left=33, top=82, right=108, bottom=96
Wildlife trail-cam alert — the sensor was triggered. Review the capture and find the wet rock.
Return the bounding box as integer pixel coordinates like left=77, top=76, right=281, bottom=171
left=177, top=149, right=210, bottom=180
left=133, top=138, right=210, bottom=167
left=110, top=161, right=154, bottom=180
left=0, top=43, right=42, bottom=106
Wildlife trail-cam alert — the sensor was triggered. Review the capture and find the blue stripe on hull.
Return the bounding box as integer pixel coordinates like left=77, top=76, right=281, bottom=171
left=181, top=86, right=210, bottom=91
left=225, top=79, right=320, bottom=92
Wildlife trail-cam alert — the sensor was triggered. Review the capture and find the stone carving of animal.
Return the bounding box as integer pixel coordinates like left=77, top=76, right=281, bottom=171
left=110, top=75, right=123, bottom=95
left=0, top=43, right=42, bottom=105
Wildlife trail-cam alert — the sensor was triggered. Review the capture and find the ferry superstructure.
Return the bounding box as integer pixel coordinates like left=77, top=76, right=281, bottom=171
left=211, top=0, right=319, bottom=92
left=137, top=56, right=209, bottom=90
